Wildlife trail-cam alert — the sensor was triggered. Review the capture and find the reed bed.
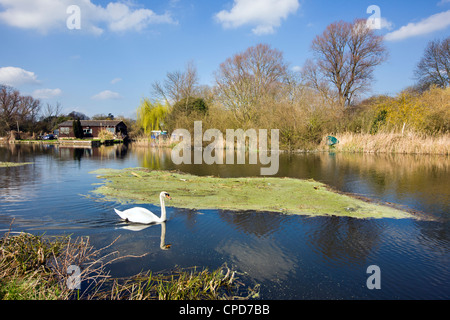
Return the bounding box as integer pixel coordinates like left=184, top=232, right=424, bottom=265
left=0, top=229, right=250, bottom=300
left=0, top=229, right=113, bottom=300
left=0, top=232, right=76, bottom=299
left=99, top=265, right=257, bottom=300
left=131, top=134, right=174, bottom=148
left=321, top=132, right=449, bottom=155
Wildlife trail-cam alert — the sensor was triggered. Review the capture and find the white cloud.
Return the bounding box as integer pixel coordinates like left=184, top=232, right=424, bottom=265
left=385, top=10, right=450, bottom=41
left=104, top=2, right=174, bottom=32
left=0, top=0, right=176, bottom=34
left=111, top=77, right=122, bottom=84
left=215, top=0, right=300, bottom=35
left=0, top=0, right=67, bottom=33
left=32, top=88, right=62, bottom=99
left=0, top=66, right=40, bottom=86
left=91, top=90, right=122, bottom=100
left=380, top=17, right=394, bottom=31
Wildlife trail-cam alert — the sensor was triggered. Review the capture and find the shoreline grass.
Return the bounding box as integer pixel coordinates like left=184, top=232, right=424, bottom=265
left=319, top=132, right=449, bottom=155
left=127, top=132, right=449, bottom=155
left=90, top=168, right=418, bottom=219
left=3, top=131, right=448, bottom=155
left=0, top=230, right=251, bottom=300
left=95, top=265, right=257, bottom=300
left=0, top=232, right=79, bottom=299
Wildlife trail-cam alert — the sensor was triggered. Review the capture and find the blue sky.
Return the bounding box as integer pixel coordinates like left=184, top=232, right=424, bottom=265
left=0, top=0, right=449, bottom=119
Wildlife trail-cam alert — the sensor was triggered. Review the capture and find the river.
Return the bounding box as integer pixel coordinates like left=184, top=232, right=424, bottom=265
left=0, top=143, right=449, bottom=299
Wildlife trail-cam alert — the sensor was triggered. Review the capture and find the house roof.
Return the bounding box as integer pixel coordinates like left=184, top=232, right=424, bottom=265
left=58, top=120, right=125, bottom=127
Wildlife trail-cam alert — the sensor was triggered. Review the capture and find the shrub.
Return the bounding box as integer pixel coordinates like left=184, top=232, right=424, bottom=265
left=72, top=119, right=84, bottom=139
left=98, top=129, right=114, bottom=141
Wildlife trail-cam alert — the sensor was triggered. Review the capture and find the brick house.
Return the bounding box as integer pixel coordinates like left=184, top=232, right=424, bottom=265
left=57, top=120, right=128, bottom=139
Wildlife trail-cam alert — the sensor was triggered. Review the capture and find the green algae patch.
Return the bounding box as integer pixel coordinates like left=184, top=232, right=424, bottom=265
left=0, top=162, right=33, bottom=168
left=89, top=168, right=414, bottom=219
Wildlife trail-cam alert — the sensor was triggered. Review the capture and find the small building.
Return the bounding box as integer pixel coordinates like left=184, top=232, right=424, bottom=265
left=58, top=120, right=128, bottom=139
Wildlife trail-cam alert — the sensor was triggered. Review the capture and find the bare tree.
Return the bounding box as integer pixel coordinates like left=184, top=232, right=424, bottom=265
left=18, top=95, right=41, bottom=125
left=214, top=43, right=288, bottom=125
left=44, top=102, right=63, bottom=119
left=0, top=85, right=21, bottom=132
left=304, top=19, right=388, bottom=107
left=152, top=61, right=199, bottom=107
left=42, top=101, right=63, bottom=131
left=0, top=85, right=41, bottom=134
left=414, top=37, right=450, bottom=91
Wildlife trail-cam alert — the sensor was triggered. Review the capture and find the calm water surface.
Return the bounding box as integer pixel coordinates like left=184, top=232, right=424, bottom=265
left=0, top=143, right=449, bottom=299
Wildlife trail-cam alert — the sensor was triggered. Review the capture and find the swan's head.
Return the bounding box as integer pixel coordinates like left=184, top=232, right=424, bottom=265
left=161, top=191, right=172, bottom=200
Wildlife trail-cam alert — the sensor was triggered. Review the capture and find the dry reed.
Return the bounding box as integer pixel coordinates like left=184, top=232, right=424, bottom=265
left=321, top=132, right=449, bottom=155
left=1, top=226, right=251, bottom=300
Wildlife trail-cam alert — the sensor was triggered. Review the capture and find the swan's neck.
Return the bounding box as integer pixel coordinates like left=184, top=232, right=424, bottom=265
left=159, top=194, right=167, bottom=222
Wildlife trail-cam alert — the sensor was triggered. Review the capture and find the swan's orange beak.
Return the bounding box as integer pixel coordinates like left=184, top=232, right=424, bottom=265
left=165, top=194, right=172, bottom=200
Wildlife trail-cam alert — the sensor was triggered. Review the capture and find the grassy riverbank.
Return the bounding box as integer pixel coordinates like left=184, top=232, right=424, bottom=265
left=3, top=138, right=125, bottom=147
left=0, top=231, right=248, bottom=300
left=128, top=132, right=449, bottom=156
left=0, top=232, right=80, bottom=299
left=90, top=168, right=416, bottom=219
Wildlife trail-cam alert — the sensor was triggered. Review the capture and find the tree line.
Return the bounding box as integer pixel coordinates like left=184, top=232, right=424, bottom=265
left=2, top=19, right=448, bottom=148
left=137, top=20, right=450, bottom=148
left=136, top=19, right=449, bottom=150
left=0, top=85, right=40, bottom=136
left=0, top=85, right=127, bottom=138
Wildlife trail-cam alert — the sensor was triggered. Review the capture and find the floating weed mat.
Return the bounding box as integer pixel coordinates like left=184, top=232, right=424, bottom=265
left=0, top=162, right=33, bottom=168
left=90, top=168, right=415, bottom=219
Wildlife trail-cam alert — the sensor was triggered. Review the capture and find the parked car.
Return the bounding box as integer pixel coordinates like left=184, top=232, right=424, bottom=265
left=42, top=134, right=55, bottom=140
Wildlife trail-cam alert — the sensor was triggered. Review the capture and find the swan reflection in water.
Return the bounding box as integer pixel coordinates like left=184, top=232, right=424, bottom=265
left=117, top=221, right=172, bottom=250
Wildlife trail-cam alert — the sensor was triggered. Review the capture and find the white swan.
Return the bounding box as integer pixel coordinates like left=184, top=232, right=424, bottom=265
left=114, top=191, right=171, bottom=224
